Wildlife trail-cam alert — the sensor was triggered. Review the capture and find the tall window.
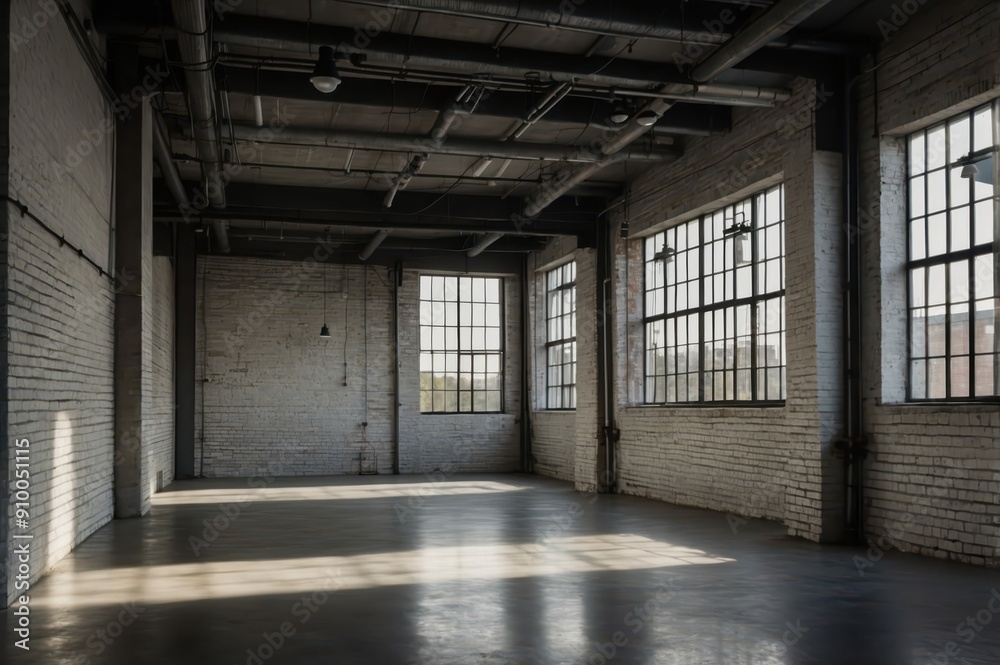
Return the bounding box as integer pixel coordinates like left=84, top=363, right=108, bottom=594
left=907, top=101, right=998, bottom=400
left=419, top=275, right=504, bottom=413
left=545, top=262, right=576, bottom=409
left=644, top=185, right=786, bottom=404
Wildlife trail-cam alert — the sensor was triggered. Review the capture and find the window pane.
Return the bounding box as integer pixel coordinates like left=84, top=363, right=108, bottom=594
left=974, top=199, right=994, bottom=245
left=926, top=124, right=946, bottom=169
left=642, top=187, right=785, bottom=403
left=910, top=175, right=925, bottom=217
left=545, top=263, right=576, bottom=408
left=420, top=275, right=504, bottom=412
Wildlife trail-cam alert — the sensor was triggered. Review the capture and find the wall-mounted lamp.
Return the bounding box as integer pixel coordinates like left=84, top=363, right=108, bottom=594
left=654, top=244, right=675, bottom=264
left=956, top=148, right=993, bottom=184
left=311, top=46, right=342, bottom=93
left=724, top=213, right=752, bottom=266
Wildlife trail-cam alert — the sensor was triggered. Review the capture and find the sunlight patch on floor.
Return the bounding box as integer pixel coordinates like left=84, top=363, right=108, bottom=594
left=33, top=534, right=735, bottom=609
left=152, top=481, right=529, bottom=506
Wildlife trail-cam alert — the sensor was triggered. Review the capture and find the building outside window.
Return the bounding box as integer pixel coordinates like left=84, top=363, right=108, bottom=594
left=419, top=275, right=504, bottom=412
left=643, top=185, right=786, bottom=404
left=545, top=262, right=576, bottom=409
left=907, top=101, right=999, bottom=400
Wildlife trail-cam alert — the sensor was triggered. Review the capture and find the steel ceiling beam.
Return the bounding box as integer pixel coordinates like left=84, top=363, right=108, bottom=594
left=153, top=182, right=602, bottom=236
left=223, top=123, right=681, bottom=163
left=524, top=0, right=839, bottom=217
left=339, top=0, right=857, bottom=54
left=215, top=66, right=733, bottom=136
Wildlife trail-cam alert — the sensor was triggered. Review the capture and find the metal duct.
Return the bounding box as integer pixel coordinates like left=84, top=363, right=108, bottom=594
left=225, top=124, right=679, bottom=163
left=359, top=229, right=391, bottom=261
left=152, top=117, right=230, bottom=254
left=467, top=232, right=504, bottom=257
left=171, top=0, right=230, bottom=253
left=524, top=0, right=835, bottom=217
left=338, top=0, right=854, bottom=53
left=691, top=0, right=837, bottom=82
left=208, top=16, right=691, bottom=90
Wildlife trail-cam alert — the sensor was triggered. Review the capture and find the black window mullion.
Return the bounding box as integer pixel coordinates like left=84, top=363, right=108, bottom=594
left=698, top=215, right=706, bottom=402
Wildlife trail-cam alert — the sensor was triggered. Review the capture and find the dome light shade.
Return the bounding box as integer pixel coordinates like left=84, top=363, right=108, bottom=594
left=320, top=323, right=331, bottom=338
left=635, top=110, right=659, bottom=127
left=961, top=162, right=979, bottom=179
left=311, top=46, right=342, bottom=93
left=609, top=103, right=630, bottom=124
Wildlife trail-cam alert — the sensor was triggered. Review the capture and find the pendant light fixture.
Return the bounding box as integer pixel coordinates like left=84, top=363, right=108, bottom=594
left=310, top=46, right=342, bottom=94
left=320, top=262, right=331, bottom=338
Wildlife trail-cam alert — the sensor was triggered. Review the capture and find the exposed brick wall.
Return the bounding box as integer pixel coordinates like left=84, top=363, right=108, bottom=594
left=1, top=0, right=176, bottom=607
left=145, top=257, right=175, bottom=502
left=604, top=78, right=846, bottom=541
left=4, top=0, right=116, bottom=606
left=396, top=267, right=521, bottom=473
left=527, top=238, right=601, bottom=487
left=195, top=257, right=520, bottom=476
left=859, top=0, right=1000, bottom=565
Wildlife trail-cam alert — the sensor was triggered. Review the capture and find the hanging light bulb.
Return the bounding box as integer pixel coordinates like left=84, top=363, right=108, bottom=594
left=320, top=262, right=331, bottom=337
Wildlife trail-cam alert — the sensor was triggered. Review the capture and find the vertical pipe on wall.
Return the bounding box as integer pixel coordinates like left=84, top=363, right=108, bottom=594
left=843, top=58, right=866, bottom=542
left=597, top=214, right=617, bottom=492
left=392, top=262, right=401, bottom=474
left=520, top=253, right=533, bottom=471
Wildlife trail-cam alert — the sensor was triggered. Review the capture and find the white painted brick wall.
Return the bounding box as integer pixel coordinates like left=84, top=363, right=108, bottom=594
left=397, top=268, right=521, bottom=473
left=605, top=78, right=846, bottom=541
left=195, top=257, right=520, bottom=476
left=4, top=0, right=115, bottom=606
left=145, top=257, right=175, bottom=502
left=527, top=239, right=602, bottom=487
left=859, top=0, right=1000, bottom=565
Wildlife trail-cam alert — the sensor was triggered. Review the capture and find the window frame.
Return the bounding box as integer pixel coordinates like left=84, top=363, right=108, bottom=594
left=905, top=100, right=999, bottom=402
left=418, top=275, right=506, bottom=414
left=544, top=261, right=577, bottom=410
left=642, top=185, right=786, bottom=406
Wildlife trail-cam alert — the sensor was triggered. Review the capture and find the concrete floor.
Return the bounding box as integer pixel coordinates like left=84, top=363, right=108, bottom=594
left=4, top=474, right=1000, bottom=664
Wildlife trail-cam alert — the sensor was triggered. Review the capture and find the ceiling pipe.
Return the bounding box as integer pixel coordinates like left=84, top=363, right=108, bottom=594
left=359, top=229, right=391, bottom=260
left=384, top=91, right=471, bottom=205
left=153, top=111, right=232, bottom=255
left=468, top=232, right=505, bottom=257
left=215, top=54, right=787, bottom=109
left=171, top=0, right=230, bottom=253
left=508, top=82, right=573, bottom=140
left=225, top=124, right=679, bottom=163
left=337, top=0, right=854, bottom=54
left=691, top=0, right=838, bottom=82
left=523, top=0, right=835, bottom=218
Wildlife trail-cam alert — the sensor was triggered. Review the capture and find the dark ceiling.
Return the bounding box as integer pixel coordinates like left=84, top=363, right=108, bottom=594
left=93, top=0, right=898, bottom=266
